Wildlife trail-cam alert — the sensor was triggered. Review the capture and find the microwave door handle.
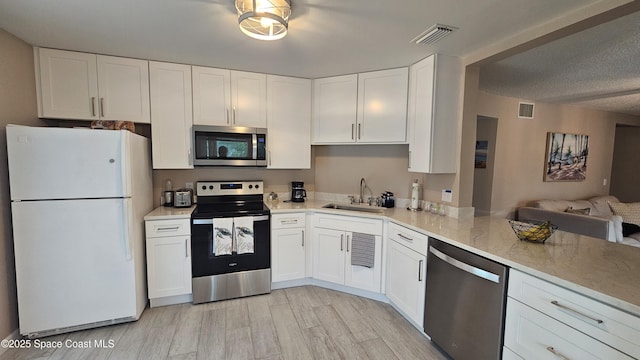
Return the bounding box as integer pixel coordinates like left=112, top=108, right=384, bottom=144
left=252, top=133, right=258, bottom=160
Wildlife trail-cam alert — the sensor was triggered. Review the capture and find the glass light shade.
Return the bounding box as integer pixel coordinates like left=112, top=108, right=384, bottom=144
left=236, top=0, right=291, bottom=40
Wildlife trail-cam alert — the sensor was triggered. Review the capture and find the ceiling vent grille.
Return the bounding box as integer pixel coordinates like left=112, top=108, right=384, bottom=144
left=412, top=24, right=458, bottom=45
left=518, top=101, right=535, bottom=119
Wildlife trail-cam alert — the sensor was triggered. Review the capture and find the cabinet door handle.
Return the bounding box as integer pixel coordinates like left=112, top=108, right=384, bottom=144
left=358, top=123, right=361, bottom=139
left=397, top=233, right=414, bottom=242
left=269, top=150, right=272, bottom=166
left=346, top=235, right=350, bottom=252
left=232, top=107, right=236, bottom=124
left=226, top=109, right=230, bottom=124
left=157, top=226, right=180, bottom=231
left=418, top=259, right=424, bottom=282
left=341, top=234, right=344, bottom=251
left=185, top=238, right=189, bottom=258
left=90, top=97, right=96, bottom=117
left=100, top=97, right=105, bottom=117
left=280, top=219, right=298, bottom=225
left=550, top=300, right=604, bottom=325
left=301, top=230, right=305, bottom=247
left=546, top=346, right=570, bottom=360
left=351, top=124, right=355, bottom=140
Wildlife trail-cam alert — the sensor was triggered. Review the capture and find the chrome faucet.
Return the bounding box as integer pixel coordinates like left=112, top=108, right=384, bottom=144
left=359, top=178, right=366, bottom=204
left=359, top=177, right=374, bottom=205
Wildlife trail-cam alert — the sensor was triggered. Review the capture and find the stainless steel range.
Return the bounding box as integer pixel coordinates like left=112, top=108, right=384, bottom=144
left=191, top=180, right=271, bottom=304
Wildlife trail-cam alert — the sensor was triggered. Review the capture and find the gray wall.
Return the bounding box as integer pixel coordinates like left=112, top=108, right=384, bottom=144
left=610, top=125, right=640, bottom=202
left=0, top=28, right=42, bottom=339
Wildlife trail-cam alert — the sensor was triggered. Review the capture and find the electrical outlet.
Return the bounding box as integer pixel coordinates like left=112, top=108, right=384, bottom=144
left=442, top=189, right=453, bottom=203
left=185, top=182, right=193, bottom=189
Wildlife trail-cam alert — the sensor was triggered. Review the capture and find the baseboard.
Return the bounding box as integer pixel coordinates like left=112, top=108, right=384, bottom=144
left=272, top=278, right=388, bottom=303
left=0, top=329, right=21, bottom=356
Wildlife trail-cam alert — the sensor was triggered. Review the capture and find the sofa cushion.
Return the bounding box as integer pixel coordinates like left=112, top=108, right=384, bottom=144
left=534, top=199, right=592, bottom=213
left=609, top=202, right=640, bottom=226
left=589, top=195, right=619, bottom=218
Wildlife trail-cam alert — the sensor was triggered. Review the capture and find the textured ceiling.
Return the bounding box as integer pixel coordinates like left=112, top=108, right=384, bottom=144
left=0, top=0, right=607, bottom=78
left=0, top=0, right=638, bottom=116
left=479, top=9, right=640, bottom=116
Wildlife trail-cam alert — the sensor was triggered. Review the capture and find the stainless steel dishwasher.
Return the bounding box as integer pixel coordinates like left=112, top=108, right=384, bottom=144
left=424, top=237, right=508, bottom=360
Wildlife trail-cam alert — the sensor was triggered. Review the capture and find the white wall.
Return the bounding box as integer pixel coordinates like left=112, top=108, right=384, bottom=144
left=476, top=91, right=640, bottom=217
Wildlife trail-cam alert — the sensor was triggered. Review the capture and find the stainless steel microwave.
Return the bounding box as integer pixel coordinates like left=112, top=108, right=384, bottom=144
left=193, top=125, right=267, bottom=167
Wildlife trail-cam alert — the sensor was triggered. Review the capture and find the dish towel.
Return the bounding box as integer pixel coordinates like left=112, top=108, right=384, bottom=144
left=234, top=216, right=255, bottom=254
left=350, top=232, right=376, bottom=268
left=212, top=218, right=233, bottom=256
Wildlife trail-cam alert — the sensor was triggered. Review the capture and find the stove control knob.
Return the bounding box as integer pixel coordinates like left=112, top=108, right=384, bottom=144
left=201, top=185, right=206, bottom=190
left=249, top=185, right=253, bottom=189
left=255, top=184, right=260, bottom=189
left=209, top=185, right=214, bottom=190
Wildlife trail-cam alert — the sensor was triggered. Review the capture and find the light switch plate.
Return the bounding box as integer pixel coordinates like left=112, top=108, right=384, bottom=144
left=442, top=189, right=452, bottom=203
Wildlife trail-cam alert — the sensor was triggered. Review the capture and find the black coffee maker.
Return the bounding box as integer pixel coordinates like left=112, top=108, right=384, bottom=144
left=290, top=181, right=307, bottom=202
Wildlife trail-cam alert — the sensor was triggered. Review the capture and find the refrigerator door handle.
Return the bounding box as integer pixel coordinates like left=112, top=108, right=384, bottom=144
left=122, top=200, right=132, bottom=260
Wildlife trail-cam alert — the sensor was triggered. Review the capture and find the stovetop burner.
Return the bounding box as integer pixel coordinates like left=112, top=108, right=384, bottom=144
left=192, top=180, right=269, bottom=219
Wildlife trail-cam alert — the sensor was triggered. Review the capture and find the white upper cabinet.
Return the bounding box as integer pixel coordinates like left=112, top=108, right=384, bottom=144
left=231, top=71, right=267, bottom=127
left=192, top=66, right=232, bottom=126
left=36, top=47, right=150, bottom=123
left=312, top=74, right=358, bottom=143
left=266, top=75, right=311, bottom=169
left=312, top=68, right=408, bottom=144
left=149, top=61, right=193, bottom=169
left=357, top=68, right=408, bottom=143
left=407, top=54, right=463, bottom=173
left=192, top=68, right=266, bottom=128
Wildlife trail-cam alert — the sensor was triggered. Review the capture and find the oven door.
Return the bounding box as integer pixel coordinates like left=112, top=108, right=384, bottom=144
left=191, top=215, right=270, bottom=277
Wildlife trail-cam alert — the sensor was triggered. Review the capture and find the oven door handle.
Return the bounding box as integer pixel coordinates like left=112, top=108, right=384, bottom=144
left=192, top=215, right=269, bottom=225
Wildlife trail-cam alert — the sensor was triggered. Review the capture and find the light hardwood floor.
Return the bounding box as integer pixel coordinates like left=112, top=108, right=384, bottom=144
left=1, top=286, right=448, bottom=360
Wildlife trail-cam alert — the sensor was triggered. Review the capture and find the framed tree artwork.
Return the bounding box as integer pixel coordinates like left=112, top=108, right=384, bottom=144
left=544, top=132, right=589, bottom=181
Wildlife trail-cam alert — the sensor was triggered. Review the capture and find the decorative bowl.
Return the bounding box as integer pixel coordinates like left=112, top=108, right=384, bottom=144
left=508, top=220, right=558, bottom=243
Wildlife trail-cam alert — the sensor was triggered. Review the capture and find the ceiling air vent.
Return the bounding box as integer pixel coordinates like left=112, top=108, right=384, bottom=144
left=412, top=24, right=458, bottom=45
left=518, top=101, right=535, bottom=119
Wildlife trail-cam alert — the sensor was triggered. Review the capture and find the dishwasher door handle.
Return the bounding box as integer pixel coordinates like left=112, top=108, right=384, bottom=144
left=429, top=246, right=500, bottom=283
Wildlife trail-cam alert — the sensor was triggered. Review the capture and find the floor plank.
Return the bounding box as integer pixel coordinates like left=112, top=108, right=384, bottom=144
left=2, top=286, right=448, bottom=360
left=269, top=304, right=312, bottom=360
left=225, top=327, right=254, bottom=360
left=196, top=309, right=226, bottom=360
left=168, top=304, right=205, bottom=358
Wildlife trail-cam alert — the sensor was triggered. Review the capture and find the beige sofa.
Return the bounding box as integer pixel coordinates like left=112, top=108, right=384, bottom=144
left=517, top=195, right=640, bottom=247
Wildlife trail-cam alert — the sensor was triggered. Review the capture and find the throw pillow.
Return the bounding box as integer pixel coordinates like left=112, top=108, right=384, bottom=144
left=565, top=207, right=590, bottom=215
left=609, top=202, right=640, bottom=227
left=622, top=222, right=640, bottom=237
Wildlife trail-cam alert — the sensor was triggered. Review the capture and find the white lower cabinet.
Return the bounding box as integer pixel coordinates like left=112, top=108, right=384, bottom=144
left=271, top=213, right=307, bottom=282
left=145, top=219, right=192, bottom=306
left=385, top=222, right=428, bottom=327
left=505, top=269, right=639, bottom=359
left=312, top=214, right=383, bottom=293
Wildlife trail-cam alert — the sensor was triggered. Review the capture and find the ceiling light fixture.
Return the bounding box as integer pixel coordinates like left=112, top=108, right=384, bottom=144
left=236, top=0, right=291, bottom=41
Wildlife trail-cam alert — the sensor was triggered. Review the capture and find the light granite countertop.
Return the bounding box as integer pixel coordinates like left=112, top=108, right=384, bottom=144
left=142, top=200, right=640, bottom=316
left=143, top=205, right=196, bottom=220
left=268, top=199, right=640, bottom=317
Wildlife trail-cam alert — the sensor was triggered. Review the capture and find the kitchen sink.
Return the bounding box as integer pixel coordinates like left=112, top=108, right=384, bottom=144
left=321, top=203, right=385, bottom=213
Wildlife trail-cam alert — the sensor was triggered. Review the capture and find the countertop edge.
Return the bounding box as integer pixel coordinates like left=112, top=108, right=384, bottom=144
left=268, top=201, right=640, bottom=317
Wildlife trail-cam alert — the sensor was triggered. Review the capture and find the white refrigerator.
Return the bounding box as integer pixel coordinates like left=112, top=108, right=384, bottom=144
left=6, top=125, right=153, bottom=338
